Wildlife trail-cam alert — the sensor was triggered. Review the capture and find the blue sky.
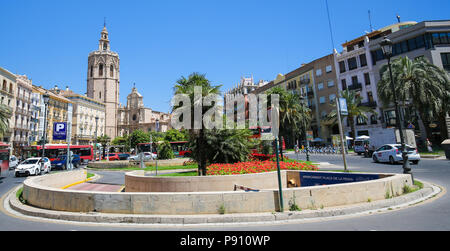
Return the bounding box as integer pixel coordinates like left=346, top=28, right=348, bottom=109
left=1, top=0, right=449, bottom=113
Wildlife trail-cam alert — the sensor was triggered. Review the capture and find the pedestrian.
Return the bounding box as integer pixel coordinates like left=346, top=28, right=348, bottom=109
left=426, top=138, right=433, bottom=152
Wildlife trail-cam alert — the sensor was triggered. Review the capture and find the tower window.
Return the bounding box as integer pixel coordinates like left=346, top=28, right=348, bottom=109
left=99, top=64, right=103, bottom=76
left=110, top=65, right=114, bottom=77
left=90, top=66, right=93, bottom=77
left=103, top=43, right=107, bottom=51
left=99, top=91, right=102, bottom=99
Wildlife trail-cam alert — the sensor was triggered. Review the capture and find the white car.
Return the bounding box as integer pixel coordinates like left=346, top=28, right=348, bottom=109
left=9, top=155, right=19, bottom=170
left=372, top=144, right=421, bottom=165
left=15, top=157, right=51, bottom=177
left=129, top=152, right=157, bottom=161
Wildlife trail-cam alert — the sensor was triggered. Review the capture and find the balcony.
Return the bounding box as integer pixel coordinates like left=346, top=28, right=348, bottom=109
left=348, top=83, right=362, bottom=91
left=359, top=101, right=377, bottom=108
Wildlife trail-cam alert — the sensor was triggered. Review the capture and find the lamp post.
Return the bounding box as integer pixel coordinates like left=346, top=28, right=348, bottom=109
left=95, top=116, right=99, bottom=161
left=41, top=92, right=50, bottom=158
left=380, top=37, right=413, bottom=179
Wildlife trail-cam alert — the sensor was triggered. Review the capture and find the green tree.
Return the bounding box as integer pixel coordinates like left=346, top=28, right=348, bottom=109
left=129, top=130, right=150, bottom=150
left=157, top=141, right=175, bottom=160
left=377, top=56, right=450, bottom=141
left=188, top=126, right=255, bottom=164
left=164, top=129, right=188, bottom=142
left=0, top=104, right=12, bottom=139
left=325, top=89, right=376, bottom=141
left=111, top=135, right=130, bottom=152
left=172, top=72, right=221, bottom=176
left=266, top=87, right=312, bottom=160
left=96, top=135, right=111, bottom=157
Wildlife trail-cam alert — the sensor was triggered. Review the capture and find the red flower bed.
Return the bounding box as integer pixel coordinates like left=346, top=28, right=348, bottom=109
left=206, top=160, right=318, bottom=176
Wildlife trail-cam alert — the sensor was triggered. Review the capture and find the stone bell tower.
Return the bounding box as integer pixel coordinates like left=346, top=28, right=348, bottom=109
left=87, top=24, right=120, bottom=139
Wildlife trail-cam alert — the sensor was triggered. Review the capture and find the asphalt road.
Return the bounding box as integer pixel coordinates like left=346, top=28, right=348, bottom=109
left=0, top=154, right=449, bottom=231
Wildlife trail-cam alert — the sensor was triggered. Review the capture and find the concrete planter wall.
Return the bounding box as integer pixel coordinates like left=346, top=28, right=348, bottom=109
left=22, top=170, right=413, bottom=215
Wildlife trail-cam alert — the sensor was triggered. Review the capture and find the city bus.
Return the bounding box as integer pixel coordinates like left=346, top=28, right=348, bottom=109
left=0, top=142, right=10, bottom=178
left=22, top=144, right=94, bottom=163
left=137, top=141, right=191, bottom=158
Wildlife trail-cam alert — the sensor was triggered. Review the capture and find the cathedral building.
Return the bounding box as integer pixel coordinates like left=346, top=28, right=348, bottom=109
left=86, top=25, right=120, bottom=139
left=86, top=24, right=170, bottom=139
left=117, top=85, right=170, bottom=136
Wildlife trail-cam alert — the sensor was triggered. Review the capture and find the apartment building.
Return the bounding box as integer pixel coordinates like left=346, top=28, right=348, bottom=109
left=0, top=67, right=16, bottom=145
left=369, top=20, right=450, bottom=143
left=33, top=85, right=73, bottom=144
left=332, top=21, right=418, bottom=141
left=55, top=86, right=106, bottom=145
left=12, top=75, right=34, bottom=153
left=251, top=53, right=339, bottom=144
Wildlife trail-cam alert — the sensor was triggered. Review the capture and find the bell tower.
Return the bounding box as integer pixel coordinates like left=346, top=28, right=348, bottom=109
left=87, top=24, right=120, bottom=139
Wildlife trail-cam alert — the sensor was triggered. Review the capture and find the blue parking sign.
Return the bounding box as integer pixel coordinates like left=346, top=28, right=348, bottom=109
left=53, top=122, right=67, bottom=140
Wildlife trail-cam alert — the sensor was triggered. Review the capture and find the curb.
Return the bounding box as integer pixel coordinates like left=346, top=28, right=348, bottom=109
left=4, top=180, right=442, bottom=227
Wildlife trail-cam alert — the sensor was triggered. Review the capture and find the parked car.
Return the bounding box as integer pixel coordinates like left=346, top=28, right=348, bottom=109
left=107, top=153, right=120, bottom=161
left=9, top=155, right=19, bottom=170
left=118, top=153, right=130, bottom=160
left=129, top=152, right=157, bottom=161
left=15, top=157, right=51, bottom=177
left=51, top=154, right=81, bottom=170
left=372, top=144, right=421, bottom=165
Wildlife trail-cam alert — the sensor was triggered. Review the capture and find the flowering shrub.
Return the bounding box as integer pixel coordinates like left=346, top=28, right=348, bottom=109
left=249, top=153, right=290, bottom=162
left=206, top=160, right=318, bottom=176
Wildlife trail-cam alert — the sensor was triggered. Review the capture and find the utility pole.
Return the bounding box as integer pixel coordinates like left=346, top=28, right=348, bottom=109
left=336, top=97, right=348, bottom=172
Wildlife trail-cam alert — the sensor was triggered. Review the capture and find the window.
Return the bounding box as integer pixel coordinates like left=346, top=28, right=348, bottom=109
left=329, top=94, right=336, bottom=104
left=341, top=79, right=347, bottom=90
left=99, top=64, right=103, bottom=77
left=317, top=83, right=324, bottom=90
left=356, top=115, right=367, bottom=125
left=99, top=91, right=102, bottom=99
left=327, top=80, right=334, bottom=87
left=348, top=57, right=357, bottom=70
left=408, top=38, right=417, bottom=51
left=90, top=66, right=93, bottom=77
left=110, top=65, right=114, bottom=77
left=351, top=76, right=358, bottom=85
left=326, top=65, right=332, bottom=73
left=441, top=53, right=450, bottom=71
left=339, top=61, right=346, bottom=73
left=319, top=96, right=326, bottom=104
left=370, top=115, right=378, bottom=125
left=316, top=69, right=322, bottom=76
left=364, top=73, right=371, bottom=86
left=359, top=54, right=367, bottom=67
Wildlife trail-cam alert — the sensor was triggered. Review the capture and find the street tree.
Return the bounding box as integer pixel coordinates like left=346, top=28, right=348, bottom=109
left=172, top=72, right=221, bottom=176
left=377, top=56, right=450, bottom=141
left=324, top=89, right=376, bottom=141
left=266, top=87, right=312, bottom=160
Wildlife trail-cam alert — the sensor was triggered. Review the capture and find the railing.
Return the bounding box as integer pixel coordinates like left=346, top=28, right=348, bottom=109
left=359, top=101, right=377, bottom=108
left=348, top=83, right=362, bottom=91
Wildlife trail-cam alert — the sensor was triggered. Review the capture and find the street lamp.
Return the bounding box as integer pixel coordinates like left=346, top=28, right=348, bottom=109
left=380, top=37, right=413, bottom=179
left=41, top=92, right=50, bottom=158
left=95, top=116, right=99, bottom=161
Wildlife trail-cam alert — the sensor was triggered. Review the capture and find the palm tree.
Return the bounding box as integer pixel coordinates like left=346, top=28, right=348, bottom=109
left=377, top=56, right=450, bottom=140
left=0, top=104, right=12, bottom=139
left=324, top=89, right=376, bottom=141
left=266, top=87, right=312, bottom=160
left=172, top=72, right=221, bottom=176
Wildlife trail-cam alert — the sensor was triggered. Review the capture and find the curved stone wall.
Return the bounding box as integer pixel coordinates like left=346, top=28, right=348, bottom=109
left=22, top=170, right=413, bottom=215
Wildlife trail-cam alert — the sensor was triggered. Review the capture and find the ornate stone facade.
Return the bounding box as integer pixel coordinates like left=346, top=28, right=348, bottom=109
left=117, top=86, right=170, bottom=136
left=86, top=25, right=120, bottom=139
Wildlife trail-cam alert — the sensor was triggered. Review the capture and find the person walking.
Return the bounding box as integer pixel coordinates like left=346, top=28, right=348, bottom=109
left=426, top=138, right=433, bottom=153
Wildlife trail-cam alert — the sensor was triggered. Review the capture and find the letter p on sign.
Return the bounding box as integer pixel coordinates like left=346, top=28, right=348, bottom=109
left=56, top=123, right=65, bottom=132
